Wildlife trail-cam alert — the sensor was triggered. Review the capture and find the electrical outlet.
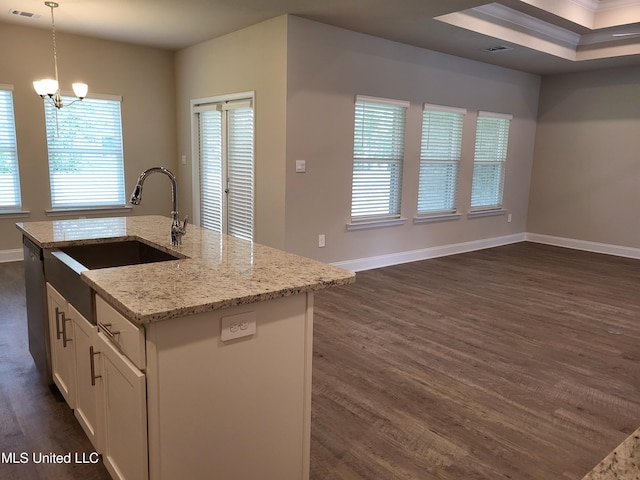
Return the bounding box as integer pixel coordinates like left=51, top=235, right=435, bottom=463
left=221, top=311, right=256, bottom=342
left=318, top=234, right=326, bottom=248
left=507, top=213, right=513, bottom=223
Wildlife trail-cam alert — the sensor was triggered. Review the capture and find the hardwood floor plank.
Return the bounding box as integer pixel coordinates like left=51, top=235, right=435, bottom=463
left=311, top=243, right=640, bottom=480
left=2, top=242, right=639, bottom=480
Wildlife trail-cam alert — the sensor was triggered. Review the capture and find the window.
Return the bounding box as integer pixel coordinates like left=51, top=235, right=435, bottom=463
left=44, top=94, right=125, bottom=209
left=417, top=105, right=466, bottom=216
left=0, top=86, right=22, bottom=210
left=195, top=97, right=254, bottom=241
left=470, top=111, right=512, bottom=210
left=351, top=96, right=409, bottom=221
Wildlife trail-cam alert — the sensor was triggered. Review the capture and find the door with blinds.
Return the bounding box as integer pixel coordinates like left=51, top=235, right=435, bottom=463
left=194, top=98, right=254, bottom=241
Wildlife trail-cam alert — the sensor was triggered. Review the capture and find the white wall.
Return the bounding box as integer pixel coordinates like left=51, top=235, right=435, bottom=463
left=284, top=16, right=541, bottom=265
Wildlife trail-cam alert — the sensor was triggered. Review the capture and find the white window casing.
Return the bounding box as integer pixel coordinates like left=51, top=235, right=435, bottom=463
left=0, top=85, right=22, bottom=211
left=470, top=111, right=512, bottom=211
left=44, top=94, right=125, bottom=209
left=417, top=104, right=466, bottom=217
left=194, top=96, right=255, bottom=241
left=350, top=95, right=409, bottom=222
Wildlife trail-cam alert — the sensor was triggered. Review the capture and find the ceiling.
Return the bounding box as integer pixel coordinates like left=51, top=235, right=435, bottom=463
left=3, top=0, right=640, bottom=75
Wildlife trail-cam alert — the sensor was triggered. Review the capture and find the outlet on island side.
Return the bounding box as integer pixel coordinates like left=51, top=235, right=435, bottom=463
left=318, top=234, right=326, bottom=248
left=221, top=311, right=256, bottom=342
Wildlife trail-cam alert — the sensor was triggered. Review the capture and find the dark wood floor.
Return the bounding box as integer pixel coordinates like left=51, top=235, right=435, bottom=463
left=1, top=242, right=639, bottom=479
left=0, top=261, right=111, bottom=480
left=311, top=242, right=640, bottom=480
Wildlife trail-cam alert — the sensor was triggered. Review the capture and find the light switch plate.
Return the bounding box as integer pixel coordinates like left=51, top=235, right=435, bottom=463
left=295, top=160, right=306, bottom=173
left=221, top=311, right=256, bottom=342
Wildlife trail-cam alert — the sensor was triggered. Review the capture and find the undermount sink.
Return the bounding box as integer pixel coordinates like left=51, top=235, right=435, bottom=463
left=43, top=240, right=181, bottom=324
left=58, top=239, right=181, bottom=270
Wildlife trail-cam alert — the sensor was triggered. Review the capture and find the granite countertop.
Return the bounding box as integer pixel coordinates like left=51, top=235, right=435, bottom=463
left=582, top=428, right=640, bottom=480
left=16, top=215, right=355, bottom=325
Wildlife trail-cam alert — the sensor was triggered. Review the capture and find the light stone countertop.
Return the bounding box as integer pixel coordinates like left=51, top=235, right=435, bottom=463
left=582, top=428, right=640, bottom=480
left=17, top=215, right=356, bottom=325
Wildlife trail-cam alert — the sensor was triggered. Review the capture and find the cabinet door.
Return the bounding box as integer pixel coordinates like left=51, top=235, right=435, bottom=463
left=97, top=332, right=148, bottom=480
left=46, top=283, right=76, bottom=408
left=70, top=305, right=99, bottom=450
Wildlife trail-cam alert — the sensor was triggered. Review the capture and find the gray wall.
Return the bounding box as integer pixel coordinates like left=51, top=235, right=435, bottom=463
left=174, top=16, right=288, bottom=249
left=528, top=66, right=640, bottom=249
left=284, top=16, right=541, bottom=264
left=0, top=22, right=177, bottom=253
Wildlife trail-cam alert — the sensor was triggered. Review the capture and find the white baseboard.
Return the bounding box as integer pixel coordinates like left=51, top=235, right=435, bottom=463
left=333, top=233, right=527, bottom=271
left=525, top=233, right=640, bottom=260
left=0, top=248, right=23, bottom=263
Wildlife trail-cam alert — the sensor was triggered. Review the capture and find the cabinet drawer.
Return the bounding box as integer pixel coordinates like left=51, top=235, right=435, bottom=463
left=96, top=296, right=146, bottom=370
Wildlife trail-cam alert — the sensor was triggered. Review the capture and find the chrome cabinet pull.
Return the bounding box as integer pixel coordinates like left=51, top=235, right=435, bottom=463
left=62, top=314, right=72, bottom=348
left=55, top=307, right=62, bottom=340
left=89, top=346, right=101, bottom=386
left=99, top=322, right=120, bottom=340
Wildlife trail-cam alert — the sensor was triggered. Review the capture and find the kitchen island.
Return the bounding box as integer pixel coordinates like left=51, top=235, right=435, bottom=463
left=16, top=215, right=355, bottom=480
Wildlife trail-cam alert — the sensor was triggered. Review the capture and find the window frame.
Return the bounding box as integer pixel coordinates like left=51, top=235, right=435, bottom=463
left=349, top=95, right=409, bottom=228
left=0, top=85, right=23, bottom=213
left=191, top=92, right=255, bottom=241
left=416, top=104, right=466, bottom=221
left=43, top=91, right=127, bottom=213
left=469, top=111, right=512, bottom=213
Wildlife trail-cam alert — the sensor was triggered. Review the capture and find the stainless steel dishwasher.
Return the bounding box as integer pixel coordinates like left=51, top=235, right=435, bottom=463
left=23, top=235, right=52, bottom=385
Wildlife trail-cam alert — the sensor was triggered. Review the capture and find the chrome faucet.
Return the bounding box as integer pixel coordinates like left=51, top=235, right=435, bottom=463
left=130, top=167, right=188, bottom=246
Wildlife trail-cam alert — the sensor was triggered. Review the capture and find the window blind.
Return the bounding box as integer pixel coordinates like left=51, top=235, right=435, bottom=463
left=418, top=105, right=466, bottom=215
left=198, top=107, right=224, bottom=233
left=0, top=87, right=21, bottom=210
left=197, top=99, right=254, bottom=241
left=470, top=112, right=512, bottom=209
left=351, top=96, right=408, bottom=220
left=45, top=95, right=125, bottom=208
left=226, top=106, right=254, bottom=241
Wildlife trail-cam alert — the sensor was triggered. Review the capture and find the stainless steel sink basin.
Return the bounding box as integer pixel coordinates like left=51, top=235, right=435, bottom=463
left=58, top=240, right=180, bottom=270
left=43, top=240, right=181, bottom=324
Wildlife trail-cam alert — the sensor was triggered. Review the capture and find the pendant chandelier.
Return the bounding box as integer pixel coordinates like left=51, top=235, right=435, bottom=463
left=33, top=1, right=88, bottom=109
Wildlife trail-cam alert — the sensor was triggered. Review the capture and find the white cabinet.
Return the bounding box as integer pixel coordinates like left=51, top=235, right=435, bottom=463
left=46, top=283, right=99, bottom=448
left=95, top=295, right=148, bottom=480
left=71, top=303, right=100, bottom=450
left=97, top=331, right=148, bottom=480
left=46, top=283, right=76, bottom=408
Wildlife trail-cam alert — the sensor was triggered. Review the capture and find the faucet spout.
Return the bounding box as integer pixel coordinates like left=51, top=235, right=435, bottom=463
left=130, top=167, right=187, bottom=246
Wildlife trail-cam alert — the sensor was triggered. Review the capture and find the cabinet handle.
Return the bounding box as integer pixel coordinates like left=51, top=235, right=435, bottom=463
left=62, top=315, right=72, bottom=348
left=99, top=322, right=120, bottom=340
left=89, top=346, right=101, bottom=386
left=55, top=307, right=62, bottom=340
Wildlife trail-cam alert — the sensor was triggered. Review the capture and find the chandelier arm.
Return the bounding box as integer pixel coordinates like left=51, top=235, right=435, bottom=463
left=33, top=2, right=87, bottom=109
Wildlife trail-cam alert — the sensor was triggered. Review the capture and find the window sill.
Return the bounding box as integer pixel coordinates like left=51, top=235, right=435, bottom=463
left=467, top=208, right=507, bottom=219
left=414, top=212, right=462, bottom=224
left=0, top=209, right=31, bottom=219
left=347, top=217, right=407, bottom=231
left=46, top=205, right=133, bottom=217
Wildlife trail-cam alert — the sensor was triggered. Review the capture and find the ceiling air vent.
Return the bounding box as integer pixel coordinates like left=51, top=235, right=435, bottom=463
left=482, top=45, right=513, bottom=53
left=8, top=9, right=41, bottom=19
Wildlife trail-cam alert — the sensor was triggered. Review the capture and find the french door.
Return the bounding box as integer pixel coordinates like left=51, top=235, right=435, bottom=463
left=194, top=96, right=254, bottom=241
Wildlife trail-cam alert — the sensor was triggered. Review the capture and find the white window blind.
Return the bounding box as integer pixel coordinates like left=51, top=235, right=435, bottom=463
left=0, top=87, right=22, bottom=210
left=197, top=98, right=254, bottom=241
left=199, top=107, right=224, bottom=233
left=45, top=95, right=125, bottom=208
left=470, top=112, right=512, bottom=210
left=351, top=96, right=408, bottom=220
left=418, top=105, right=466, bottom=215
left=226, top=106, right=254, bottom=241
